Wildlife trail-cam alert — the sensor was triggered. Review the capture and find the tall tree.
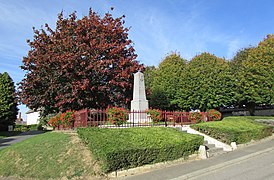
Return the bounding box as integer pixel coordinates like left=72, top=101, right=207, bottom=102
left=150, top=53, right=186, bottom=110
left=0, top=72, right=18, bottom=130
left=232, top=35, right=274, bottom=115
left=144, top=65, right=156, bottom=93
left=18, top=8, right=143, bottom=115
left=175, top=53, right=236, bottom=111
left=143, top=66, right=158, bottom=107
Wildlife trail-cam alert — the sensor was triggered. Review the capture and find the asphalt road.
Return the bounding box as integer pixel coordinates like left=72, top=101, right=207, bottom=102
left=121, top=135, right=274, bottom=180
left=174, top=148, right=274, bottom=180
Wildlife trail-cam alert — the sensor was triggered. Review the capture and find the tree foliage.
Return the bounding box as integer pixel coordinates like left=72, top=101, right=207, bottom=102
left=146, top=53, right=186, bottom=110
left=18, top=9, right=143, bottom=115
left=143, top=65, right=156, bottom=93
left=230, top=47, right=255, bottom=74
left=175, top=53, right=236, bottom=111
left=0, top=72, right=18, bottom=130
left=232, top=34, right=274, bottom=115
left=143, top=66, right=167, bottom=109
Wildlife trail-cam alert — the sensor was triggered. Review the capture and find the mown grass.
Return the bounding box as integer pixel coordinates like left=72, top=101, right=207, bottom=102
left=191, top=116, right=273, bottom=144
left=78, top=127, right=203, bottom=173
left=0, top=132, right=96, bottom=179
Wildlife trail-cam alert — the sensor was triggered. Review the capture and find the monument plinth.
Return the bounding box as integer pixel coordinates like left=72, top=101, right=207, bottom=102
left=129, top=71, right=150, bottom=123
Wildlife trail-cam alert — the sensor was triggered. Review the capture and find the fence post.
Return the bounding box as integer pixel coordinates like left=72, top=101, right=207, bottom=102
left=164, top=111, right=167, bottom=127
left=173, top=111, right=175, bottom=127
left=85, top=108, right=88, bottom=127
left=133, top=110, right=135, bottom=127
left=180, top=111, right=183, bottom=127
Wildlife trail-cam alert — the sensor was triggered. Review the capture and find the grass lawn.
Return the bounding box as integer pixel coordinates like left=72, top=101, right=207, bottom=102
left=0, top=131, right=22, bottom=139
left=191, top=116, right=273, bottom=144
left=78, top=127, right=203, bottom=173
left=0, top=132, right=98, bottom=179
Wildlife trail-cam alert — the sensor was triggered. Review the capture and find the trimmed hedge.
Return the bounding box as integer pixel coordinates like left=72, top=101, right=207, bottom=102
left=77, top=127, right=203, bottom=173
left=14, top=124, right=40, bottom=132
left=191, top=116, right=272, bottom=144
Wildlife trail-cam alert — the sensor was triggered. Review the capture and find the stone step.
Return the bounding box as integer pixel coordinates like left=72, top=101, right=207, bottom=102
left=203, top=140, right=216, bottom=148
left=204, top=143, right=215, bottom=149
left=207, top=147, right=226, bottom=157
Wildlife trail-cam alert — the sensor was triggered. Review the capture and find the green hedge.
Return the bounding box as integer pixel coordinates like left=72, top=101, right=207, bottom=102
left=191, top=116, right=272, bottom=144
left=14, top=124, right=42, bottom=132
left=77, top=127, right=203, bottom=173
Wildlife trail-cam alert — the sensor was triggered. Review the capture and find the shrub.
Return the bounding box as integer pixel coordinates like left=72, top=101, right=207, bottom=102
left=14, top=124, right=41, bottom=132
left=191, top=117, right=272, bottom=144
left=207, top=109, right=222, bottom=121
left=188, top=112, right=203, bottom=123
left=107, top=107, right=128, bottom=126
left=146, top=109, right=162, bottom=123
left=77, top=127, right=203, bottom=173
left=48, top=113, right=61, bottom=128
left=36, top=124, right=44, bottom=130
left=61, top=111, right=75, bottom=128
left=48, top=110, right=75, bottom=129
left=14, top=124, right=30, bottom=132
left=38, top=113, right=57, bottom=126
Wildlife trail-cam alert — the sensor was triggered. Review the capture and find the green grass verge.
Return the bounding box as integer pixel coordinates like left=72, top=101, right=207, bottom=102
left=191, top=116, right=273, bottom=144
left=0, top=131, right=22, bottom=139
left=77, top=127, right=203, bottom=173
left=0, top=132, right=95, bottom=179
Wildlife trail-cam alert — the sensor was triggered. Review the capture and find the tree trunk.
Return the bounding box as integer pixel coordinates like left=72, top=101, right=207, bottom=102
left=246, top=102, right=256, bottom=116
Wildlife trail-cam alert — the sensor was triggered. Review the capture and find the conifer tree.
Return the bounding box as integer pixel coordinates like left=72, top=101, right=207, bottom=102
left=0, top=72, right=18, bottom=130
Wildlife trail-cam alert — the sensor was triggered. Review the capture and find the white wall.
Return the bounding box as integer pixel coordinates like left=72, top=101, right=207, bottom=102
left=26, top=112, right=40, bottom=125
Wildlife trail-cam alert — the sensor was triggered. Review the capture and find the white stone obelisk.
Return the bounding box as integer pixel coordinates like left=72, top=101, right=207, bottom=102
left=129, top=71, right=150, bottom=123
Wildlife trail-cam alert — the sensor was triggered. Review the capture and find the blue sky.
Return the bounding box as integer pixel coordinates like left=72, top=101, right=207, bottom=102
left=0, top=0, right=274, bottom=119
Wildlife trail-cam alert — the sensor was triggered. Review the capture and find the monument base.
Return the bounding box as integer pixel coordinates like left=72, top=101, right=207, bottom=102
left=128, top=112, right=152, bottom=123
left=131, top=99, right=148, bottom=111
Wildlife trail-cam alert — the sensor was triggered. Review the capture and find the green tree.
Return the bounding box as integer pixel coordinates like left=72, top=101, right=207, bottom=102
left=230, top=47, right=255, bottom=109
left=233, top=35, right=274, bottom=115
left=0, top=72, right=18, bottom=130
left=175, top=52, right=236, bottom=111
left=144, top=66, right=157, bottom=92
left=230, top=47, right=255, bottom=74
left=143, top=66, right=165, bottom=109
left=150, top=53, right=187, bottom=110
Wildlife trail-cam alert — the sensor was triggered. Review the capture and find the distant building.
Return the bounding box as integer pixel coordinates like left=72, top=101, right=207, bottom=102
left=25, top=109, right=40, bottom=125
left=16, top=112, right=26, bottom=125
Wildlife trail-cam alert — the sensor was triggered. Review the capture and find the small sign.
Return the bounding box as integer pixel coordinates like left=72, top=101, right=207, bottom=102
left=8, top=125, right=13, bottom=132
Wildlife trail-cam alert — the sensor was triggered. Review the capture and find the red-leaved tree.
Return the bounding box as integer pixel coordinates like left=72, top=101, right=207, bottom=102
left=18, top=8, right=143, bottom=115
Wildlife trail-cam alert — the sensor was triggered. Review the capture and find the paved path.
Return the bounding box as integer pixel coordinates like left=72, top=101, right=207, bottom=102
left=0, top=130, right=45, bottom=150
left=185, top=148, right=274, bottom=180
left=120, top=135, right=274, bottom=180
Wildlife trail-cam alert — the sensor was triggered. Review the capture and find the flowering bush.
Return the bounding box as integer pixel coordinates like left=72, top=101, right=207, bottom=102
left=188, top=112, right=203, bottom=123
left=107, top=107, right=128, bottom=126
left=146, top=109, right=162, bottom=123
left=48, top=113, right=61, bottom=128
left=48, top=110, right=75, bottom=129
left=207, top=109, right=222, bottom=121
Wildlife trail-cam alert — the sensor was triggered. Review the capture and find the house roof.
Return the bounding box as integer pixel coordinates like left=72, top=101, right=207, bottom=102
left=26, top=109, right=36, bottom=114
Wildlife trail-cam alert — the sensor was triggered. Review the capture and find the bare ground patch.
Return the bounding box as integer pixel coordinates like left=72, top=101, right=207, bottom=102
left=64, top=132, right=107, bottom=179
